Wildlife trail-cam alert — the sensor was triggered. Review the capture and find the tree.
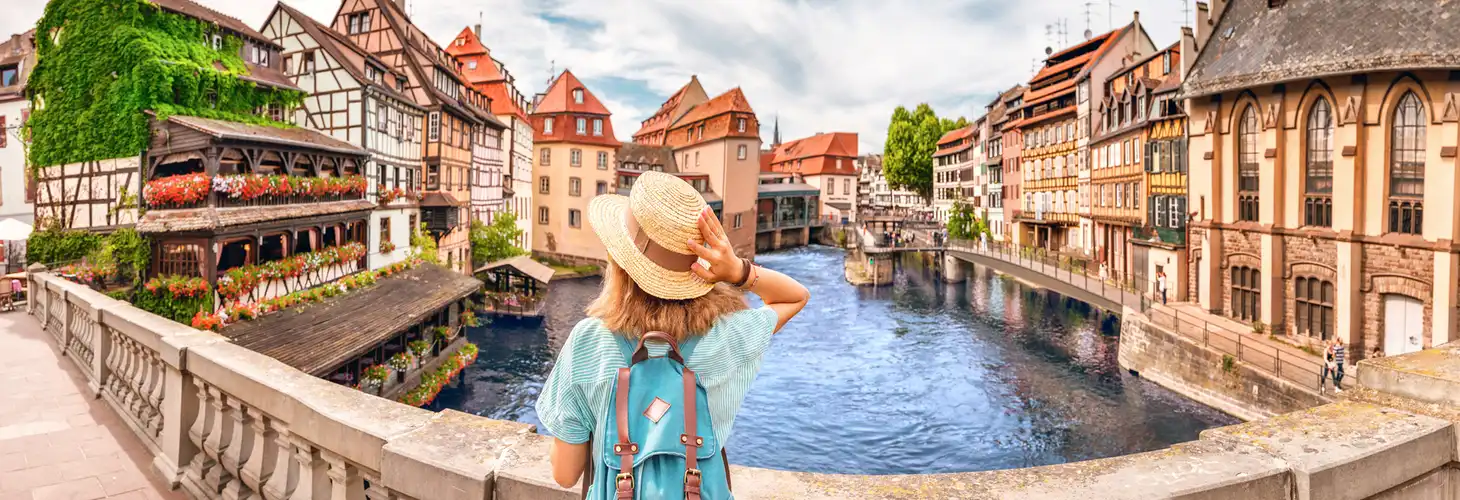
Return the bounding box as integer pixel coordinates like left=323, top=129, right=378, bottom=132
left=410, top=223, right=440, bottom=265
left=470, top=213, right=525, bottom=267
left=946, top=202, right=990, bottom=242
left=883, top=103, right=969, bottom=200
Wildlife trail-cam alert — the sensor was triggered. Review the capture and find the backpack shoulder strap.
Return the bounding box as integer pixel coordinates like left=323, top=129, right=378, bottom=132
left=682, top=366, right=703, bottom=500
left=611, top=367, right=635, bottom=499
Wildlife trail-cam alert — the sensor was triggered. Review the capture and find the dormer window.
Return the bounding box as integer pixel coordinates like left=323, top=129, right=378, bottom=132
left=397, top=76, right=407, bottom=90
left=1162, top=52, right=1172, bottom=75
left=593, top=119, right=602, bottom=136
left=737, top=118, right=746, bottom=133
left=572, top=89, right=584, bottom=104
left=543, top=118, right=553, bottom=134
left=347, top=12, right=372, bottom=35
left=0, top=65, right=17, bottom=87
left=468, top=60, right=477, bottom=69
left=302, top=51, right=316, bottom=73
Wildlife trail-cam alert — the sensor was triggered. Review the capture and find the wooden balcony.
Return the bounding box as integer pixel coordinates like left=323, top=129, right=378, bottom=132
left=1024, top=175, right=1078, bottom=191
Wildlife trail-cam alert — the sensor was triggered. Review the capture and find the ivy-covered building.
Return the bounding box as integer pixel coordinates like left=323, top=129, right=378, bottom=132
left=25, top=0, right=482, bottom=399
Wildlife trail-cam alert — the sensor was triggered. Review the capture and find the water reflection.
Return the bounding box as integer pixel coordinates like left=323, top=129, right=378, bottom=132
left=432, top=246, right=1236, bottom=474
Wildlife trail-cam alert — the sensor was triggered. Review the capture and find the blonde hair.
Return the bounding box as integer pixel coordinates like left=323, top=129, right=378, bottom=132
left=587, top=258, right=749, bottom=341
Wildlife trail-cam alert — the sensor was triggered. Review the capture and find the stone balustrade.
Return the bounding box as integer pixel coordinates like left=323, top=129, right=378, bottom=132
left=25, top=266, right=1460, bottom=499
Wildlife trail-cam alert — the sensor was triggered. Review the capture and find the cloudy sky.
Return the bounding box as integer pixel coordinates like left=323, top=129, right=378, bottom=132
left=1, top=0, right=1192, bottom=153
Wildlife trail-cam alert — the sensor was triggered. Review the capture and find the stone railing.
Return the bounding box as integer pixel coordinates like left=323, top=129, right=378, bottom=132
left=26, top=266, right=1460, bottom=499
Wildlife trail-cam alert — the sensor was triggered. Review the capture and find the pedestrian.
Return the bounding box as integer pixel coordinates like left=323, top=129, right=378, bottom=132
left=1321, top=343, right=1335, bottom=395
left=536, top=172, right=810, bottom=496
left=1331, top=337, right=1346, bottom=392
left=1157, top=271, right=1168, bottom=305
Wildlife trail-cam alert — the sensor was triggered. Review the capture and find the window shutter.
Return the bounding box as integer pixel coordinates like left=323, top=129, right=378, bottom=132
left=1151, top=195, right=1161, bottom=228
left=1176, top=140, right=1187, bottom=173
left=0, top=115, right=6, bottom=148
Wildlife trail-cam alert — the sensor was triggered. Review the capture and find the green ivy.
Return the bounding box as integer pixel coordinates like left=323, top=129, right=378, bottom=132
left=27, top=227, right=149, bottom=283
left=26, top=228, right=102, bottom=264
left=25, top=0, right=305, bottom=169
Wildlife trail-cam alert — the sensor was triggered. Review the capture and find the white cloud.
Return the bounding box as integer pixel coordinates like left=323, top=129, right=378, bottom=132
left=0, top=0, right=1192, bottom=154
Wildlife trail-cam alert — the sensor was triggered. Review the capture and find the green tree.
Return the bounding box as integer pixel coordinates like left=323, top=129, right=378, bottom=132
left=411, top=224, right=440, bottom=265
left=946, top=202, right=990, bottom=242
left=883, top=103, right=969, bottom=200
left=470, top=213, right=525, bottom=267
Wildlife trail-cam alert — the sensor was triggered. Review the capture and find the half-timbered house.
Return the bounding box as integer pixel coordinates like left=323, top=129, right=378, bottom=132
left=261, top=3, right=424, bottom=271
left=329, top=0, right=502, bottom=274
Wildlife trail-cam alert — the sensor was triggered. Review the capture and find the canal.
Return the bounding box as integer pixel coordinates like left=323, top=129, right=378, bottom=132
left=432, top=245, right=1238, bottom=475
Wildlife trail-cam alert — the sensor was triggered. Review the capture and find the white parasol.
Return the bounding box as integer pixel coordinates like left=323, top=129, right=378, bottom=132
left=0, top=218, right=34, bottom=241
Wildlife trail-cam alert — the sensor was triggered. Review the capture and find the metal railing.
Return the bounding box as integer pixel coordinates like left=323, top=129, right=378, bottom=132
left=943, top=238, right=1326, bottom=391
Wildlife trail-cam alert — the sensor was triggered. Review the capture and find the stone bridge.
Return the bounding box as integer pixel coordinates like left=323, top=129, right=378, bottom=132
left=6, top=267, right=1460, bottom=499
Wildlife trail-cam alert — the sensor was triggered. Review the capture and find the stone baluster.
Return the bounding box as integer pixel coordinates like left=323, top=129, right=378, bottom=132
left=240, top=409, right=277, bottom=499
left=117, top=335, right=140, bottom=413
left=288, top=437, right=330, bottom=500
left=59, top=289, right=73, bottom=354
left=322, top=450, right=365, bottom=500
left=204, top=386, right=236, bottom=494
left=144, top=347, right=167, bottom=437
left=360, top=471, right=398, bottom=500
left=261, top=426, right=298, bottom=500
left=187, top=380, right=218, bottom=492
left=155, top=361, right=198, bottom=490
left=88, top=305, right=111, bottom=397
left=222, top=397, right=257, bottom=500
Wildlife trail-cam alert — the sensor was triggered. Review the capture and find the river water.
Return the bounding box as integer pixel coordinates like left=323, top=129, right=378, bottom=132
left=432, top=245, right=1237, bottom=475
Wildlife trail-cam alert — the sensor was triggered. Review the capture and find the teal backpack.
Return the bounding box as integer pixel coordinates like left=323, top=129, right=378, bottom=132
left=580, top=332, right=733, bottom=500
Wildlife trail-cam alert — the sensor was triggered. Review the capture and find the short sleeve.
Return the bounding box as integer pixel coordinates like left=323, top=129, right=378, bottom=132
left=717, top=306, right=779, bottom=364
left=534, top=321, right=597, bottom=444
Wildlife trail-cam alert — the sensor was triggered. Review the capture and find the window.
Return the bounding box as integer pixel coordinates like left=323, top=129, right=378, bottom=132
left=347, top=12, right=372, bottom=34
left=538, top=206, right=549, bottom=224
left=569, top=209, right=582, bottom=228
left=1389, top=92, right=1425, bottom=235
left=737, top=145, right=747, bottom=160
left=1305, top=98, right=1334, bottom=227
left=1295, top=277, right=1335, bottom=340
left=829, top=180, right=835, bottom=195
left=691, top=179, right=708, bottom=192
left=569, top=177, right=581, bottom=197
left=1162, top=52, right=1172, bottom=74
left=844, top=179, right=851, bottom=194
left=1237, top=105, right=1260, bottom=222
left=468, top=60, right=477, bottom=70
left=733, top=213, right=743, bottom=228
left=540, top=148, right=551, bottom=166
left=596, top=181, right=608, bottom=195
left=695, top=152, right=700, bottom=166
left=538, top=176, right=549, bottom=194
left=1137, top=96, right=1147, bottom=121
left=376, top=103, right=387, bottom=130
left=572, top=89, right=584, bottom=104
left=1155, top=196, right=1168, bottom=228
left=302, top=51, right=316, bottom=73
left=597, top=152, right=608, bottom=170
left=428, top=112, right=440, bottom=141
left=1230, top=266, right=1260, bottom=322
left=737, top=118, right=746, bottom=133
left=544, top=117, right=553, bottom=134
left=379, top=218, right=392, bottom=253
left=570, top=149, right=582, bottom=167
left=576, top=118, right=586, bottom=135
left=593, top=119, right=602, bottom=136
left=1170, top=196, right=1186, bottom=229
left=396, top=76, right=407, bottom=91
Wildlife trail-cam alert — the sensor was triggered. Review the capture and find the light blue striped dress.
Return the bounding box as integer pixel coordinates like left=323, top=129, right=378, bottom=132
left=535, top=306, right=779, bottom=447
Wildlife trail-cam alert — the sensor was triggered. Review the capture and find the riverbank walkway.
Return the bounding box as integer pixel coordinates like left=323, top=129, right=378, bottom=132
left=937, top=237, right=1332, bottom=394
left=0, top=311, right=183, bottom=500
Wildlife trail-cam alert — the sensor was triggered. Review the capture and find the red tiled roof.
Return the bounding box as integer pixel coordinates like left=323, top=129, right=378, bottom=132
left=633, top=76, right=701, bottom=139
left=1031, top=52, right=1096, bottom=83
left=674, top=87, right=755, bottom=126
left=936, top=125, right=974, bottom=147
left=445, top=27, right=504, bottom=82
left=534, top=70, right=611, bottom=115
left=768, top=132, right=859, bottom=175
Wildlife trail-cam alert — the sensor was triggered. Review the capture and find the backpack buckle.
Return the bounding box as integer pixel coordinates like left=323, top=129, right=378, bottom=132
left=615, top=472, right=634, bottom=491
left=685, top=468, right=702, bottom=481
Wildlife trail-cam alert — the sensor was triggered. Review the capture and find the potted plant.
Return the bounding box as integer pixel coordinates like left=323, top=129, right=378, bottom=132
left=462, top=309, right=480, bottom=328
left=389, top=352, right=412, bottom=383
left=361, top=364, right=390, bottom=395
left=432, top=326, right=449, bottom=355
left=408, top=340, right=431, bottom=366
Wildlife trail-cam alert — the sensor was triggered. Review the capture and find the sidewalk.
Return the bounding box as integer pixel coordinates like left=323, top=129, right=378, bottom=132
left=0, top=312, right=184, bottom=500
left=1151, top=301, right=1335, bottom=395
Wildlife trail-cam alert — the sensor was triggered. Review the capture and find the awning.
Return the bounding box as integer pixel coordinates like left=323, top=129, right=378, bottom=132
left=826, top=202, right=852, bottom=211
left=0, top=218, right=33, bottom=240
left=135, top=199, right=375, bottom=233
left=421, top=192, right=463, bottom=207
left=475, top=255, right=554, bottom=283
left=221, top=264, right=482, bottom=376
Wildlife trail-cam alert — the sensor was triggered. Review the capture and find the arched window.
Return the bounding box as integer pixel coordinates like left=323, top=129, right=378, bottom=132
left=1237, top=105, right=1260, bottom=221
left=1295, top=277, right=1335, bottom=341
left=1305, top=99, right=1334, bottom=227
left=1389, top=92, right=1425, bottom=235
left=1230, top=266, right=1260, bottom=322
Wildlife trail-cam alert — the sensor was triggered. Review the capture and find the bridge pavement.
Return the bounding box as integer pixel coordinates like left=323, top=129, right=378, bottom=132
left=0, top=312, right=183, bottom=500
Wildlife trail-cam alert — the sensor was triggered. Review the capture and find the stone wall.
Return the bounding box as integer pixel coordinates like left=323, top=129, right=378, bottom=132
left=1361, top=244, right=1435, bottom=354
left=1220, top=228, right=1263, bottom=319
left=1119, top=309, right=1327, bottom=421
left=1282, top=234, right=1338, bottom=346
left=25, top=268, right=1460, bottom=500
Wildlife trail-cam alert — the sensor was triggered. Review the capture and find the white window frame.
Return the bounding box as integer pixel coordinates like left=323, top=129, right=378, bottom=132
left=576, top=118, right=586, bottom=135
left=544, top=118, right=553, bottom=134
left=593, top=119, right=602, bottom=136
left=428, top=112, right=440, bottom=141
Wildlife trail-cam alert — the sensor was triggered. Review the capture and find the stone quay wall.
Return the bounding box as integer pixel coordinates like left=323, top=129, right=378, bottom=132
left=1119, top=308, right=1330, bottom=421
left=24, top=268, right=1460, bottom=500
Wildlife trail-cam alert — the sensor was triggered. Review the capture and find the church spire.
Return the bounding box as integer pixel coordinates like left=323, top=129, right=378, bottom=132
left=772, top=114, right=781, bottom=147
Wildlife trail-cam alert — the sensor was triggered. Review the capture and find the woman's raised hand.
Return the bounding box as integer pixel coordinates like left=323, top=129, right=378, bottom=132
left=686, top=207, right=745, bottom=284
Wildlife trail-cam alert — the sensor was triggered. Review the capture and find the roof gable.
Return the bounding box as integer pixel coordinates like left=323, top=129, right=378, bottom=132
left=673, top=87, right=755, bottom=129
left=633, top=76, right=708, bottom=142
left=266, top=3, right=413, bottom=105
left=534, top=70, right=612, bottom=115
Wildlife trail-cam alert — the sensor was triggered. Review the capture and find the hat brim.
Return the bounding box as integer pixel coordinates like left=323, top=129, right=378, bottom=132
left=588, top=194, right=714, bottom=300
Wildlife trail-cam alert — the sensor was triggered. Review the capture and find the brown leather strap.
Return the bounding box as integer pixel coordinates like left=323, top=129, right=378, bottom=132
left=613, top=368, right=635, bottom=499
left=632, top=331, right=685, bottom=365
left=682, top=367, right=702, bottom=500
left=625, top=208, right=698, bottom=271
left=722, top=448, right=732, bottom=491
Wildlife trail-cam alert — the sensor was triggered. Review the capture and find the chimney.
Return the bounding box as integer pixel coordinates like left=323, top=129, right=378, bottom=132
left=1194, top=2, right=1213, bottom=50
left=9, top=34, right=18, bottom=55
left=1132, top=10, right=1140, bottom=25
left=474, top=24, right=482, bottom=39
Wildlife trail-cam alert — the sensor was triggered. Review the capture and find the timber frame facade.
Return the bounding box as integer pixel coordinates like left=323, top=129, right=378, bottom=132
left=262, top=2, right=425, bottom=271
left=329, top=0, right=506, bottom=274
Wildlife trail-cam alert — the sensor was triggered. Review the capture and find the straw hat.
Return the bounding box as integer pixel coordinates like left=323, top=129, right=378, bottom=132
left=588, top=171, right=714, bottom=300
